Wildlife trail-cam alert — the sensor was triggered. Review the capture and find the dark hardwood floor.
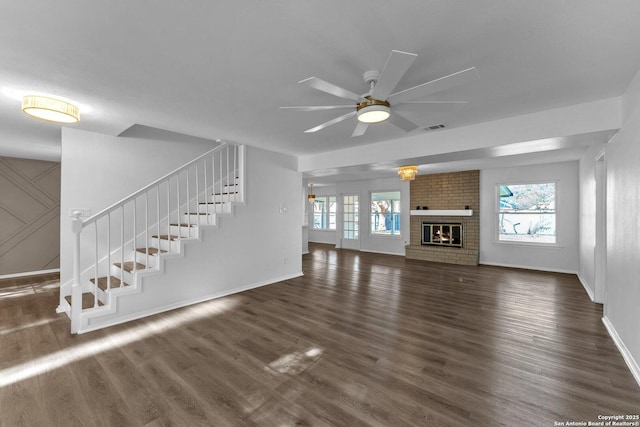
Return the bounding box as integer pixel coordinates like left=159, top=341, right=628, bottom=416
left=1, top=244, right=638, bottom=426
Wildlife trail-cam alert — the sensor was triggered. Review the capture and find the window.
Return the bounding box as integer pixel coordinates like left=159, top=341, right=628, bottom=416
left=312, top=196, right=336, bottom=230
left=370, top=191, right=401, bottom=236
left=343, top=194, right=359, bottom=239
left=497, top=183, right=556, bottom=244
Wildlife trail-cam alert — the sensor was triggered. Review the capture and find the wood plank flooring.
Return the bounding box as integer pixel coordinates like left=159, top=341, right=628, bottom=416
left=1, top=244, right=638, bottom=426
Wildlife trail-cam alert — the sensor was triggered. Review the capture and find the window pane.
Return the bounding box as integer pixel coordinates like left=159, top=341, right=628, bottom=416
left=343, top=194, right=359, bottom=240
left=370, top=191, right=401, bottom=235
left=498, top=183, right=556, bottom=243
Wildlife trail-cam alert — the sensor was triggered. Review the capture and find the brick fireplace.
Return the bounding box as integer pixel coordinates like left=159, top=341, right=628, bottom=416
left=405, top=170, right=479, bottom=265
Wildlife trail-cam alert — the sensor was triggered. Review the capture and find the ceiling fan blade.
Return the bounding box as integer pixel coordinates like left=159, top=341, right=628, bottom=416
left=304, top=111, right=356, bottom=133
left=280, top=105, right=354, bottom=112
left=370, top=50, right=417, bottom=100
left=387, top=67, right=479, bottom=104
left=352, top=122, right=369, bottom=137
left=388, top=112, right=420, bottom=132
left=300, top=77, right=364, bottom=102
left=393, top=101, right=468, bottom=112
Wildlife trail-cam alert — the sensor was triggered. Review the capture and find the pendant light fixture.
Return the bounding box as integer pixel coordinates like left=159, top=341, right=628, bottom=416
left=307, top=184, right=316, bottom=204
left=398, top=165, right=418, bottom=181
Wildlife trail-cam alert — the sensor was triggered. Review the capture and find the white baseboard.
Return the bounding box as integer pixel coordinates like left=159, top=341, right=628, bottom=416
left=0, top=268, right=60, bottom=280
left=576, top=273, right=596, bottom=302
left=78, top=271, right=304, bottom=334
left=602, top=316, right=640, bottom=389
left=360, top=248, right=404, bottom=257
left=479, top=261, right=577, bottom=275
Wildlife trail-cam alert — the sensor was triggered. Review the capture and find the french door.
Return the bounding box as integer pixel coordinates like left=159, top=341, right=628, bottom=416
left=341, top=194, right=360, bottom=250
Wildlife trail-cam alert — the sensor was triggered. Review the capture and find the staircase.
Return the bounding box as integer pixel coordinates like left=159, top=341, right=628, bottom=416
left=57, top=141, right=245, bottom=333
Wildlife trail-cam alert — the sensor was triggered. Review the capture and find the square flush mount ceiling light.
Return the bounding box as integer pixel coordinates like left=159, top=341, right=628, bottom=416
left=22, top=95, right=80, bottom=123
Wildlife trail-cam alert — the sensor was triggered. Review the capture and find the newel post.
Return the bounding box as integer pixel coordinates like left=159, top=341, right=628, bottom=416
left=70, top=210, right=83, bottom=334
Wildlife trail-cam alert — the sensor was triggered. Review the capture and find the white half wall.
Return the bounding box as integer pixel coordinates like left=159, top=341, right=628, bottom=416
left=479, top=161, right=580, bottom=273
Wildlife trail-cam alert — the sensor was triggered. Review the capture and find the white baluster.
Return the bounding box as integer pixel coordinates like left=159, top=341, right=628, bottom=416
left=166, top=181, right=170, bottom=240
left=176, top=174, right=180, bottom=240
left=195, top=163, right=200, bottom=226
left=186, top=170, right=191, bottom=237
left=233, top=144, right=238, bottom=202
left=70, top=211, right=83, bottom=333
left=145, top=192, right=149, bottom=268
left=219, top=151, right=223, bottom=214
left=120, top=206, right=124, bottom=287
left=203, top=157, right=208, bottom=224
left=107, top=212, right=111, bottom=292
left=94, top=222, right=98, bottom=308
left=157, top=186, right=160, bottom=260
left=133, top=199, right=137, bottom=272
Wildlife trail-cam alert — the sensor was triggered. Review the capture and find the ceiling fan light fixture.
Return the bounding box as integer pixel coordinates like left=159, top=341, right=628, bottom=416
left=21, top=95, right=80, bottom=124
left=398, top=165, right=418, bottom=181
left=356, top=98, right=391, bottom=124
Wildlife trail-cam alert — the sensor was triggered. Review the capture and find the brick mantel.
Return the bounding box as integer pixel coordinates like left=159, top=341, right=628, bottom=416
left=406, top=170, right=479, bottom=265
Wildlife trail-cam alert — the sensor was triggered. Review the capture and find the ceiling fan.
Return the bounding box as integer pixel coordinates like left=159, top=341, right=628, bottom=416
left=281, top=50, right=479, bottom=137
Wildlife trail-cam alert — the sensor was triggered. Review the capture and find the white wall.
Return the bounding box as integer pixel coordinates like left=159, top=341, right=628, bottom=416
left=307, top=178, right=410, bottom=256
left=578, top=143, right=606, bottom=300
left=602, top=67, right=640, bottom=384
left=479, top=161, right=580, bottom=273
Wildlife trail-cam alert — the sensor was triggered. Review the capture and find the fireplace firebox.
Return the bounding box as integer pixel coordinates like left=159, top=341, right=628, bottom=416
left=422, top=222, right=463, bottom=247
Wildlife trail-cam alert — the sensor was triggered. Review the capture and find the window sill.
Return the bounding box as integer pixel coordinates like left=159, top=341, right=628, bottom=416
left=492, top=240, right=563, bottom=249
left=369, top=234, right=404, bottom=240
left=311, top=229, right=336, bottom=232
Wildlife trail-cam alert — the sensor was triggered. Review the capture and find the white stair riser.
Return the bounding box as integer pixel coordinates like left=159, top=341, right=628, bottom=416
left=135, top=252, right=160, bottom=268
left=170, top=225, right=198, bottom=237
left=152, top=238, right=181, bottom=252
left=183, top=213, right=215, bottom=225
left=209, top=193, right=239, bottom=203
left=199, top=203, right=233, bottom=215
left=114, top=268, right=136, bottom=285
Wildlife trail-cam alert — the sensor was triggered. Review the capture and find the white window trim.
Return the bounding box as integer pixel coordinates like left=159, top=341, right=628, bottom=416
left=494, top=180, right=559, bottom=247
left=369, top=190, right=403, bottom=238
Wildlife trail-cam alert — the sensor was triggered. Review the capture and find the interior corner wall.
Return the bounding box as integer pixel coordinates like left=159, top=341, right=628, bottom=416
left=0, top=156, right=60, bottom=276
left=479, top=161, right=580, bottom=273
left=60, top=128, right=215, bottom=286
left=578, top=143, right=605, bottom=300
left=604, top=67, right=640, bottom=384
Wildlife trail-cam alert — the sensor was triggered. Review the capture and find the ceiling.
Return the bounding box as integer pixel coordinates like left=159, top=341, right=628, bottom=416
left=2, top=2, right=640, bottom=179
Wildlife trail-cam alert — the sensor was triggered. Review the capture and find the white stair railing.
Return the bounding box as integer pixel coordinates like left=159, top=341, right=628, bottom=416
left=62, top=140, right=244, bottom=333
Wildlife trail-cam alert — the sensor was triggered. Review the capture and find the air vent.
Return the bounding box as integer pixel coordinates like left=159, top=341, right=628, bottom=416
left=425, top=124, right=446, bottom=131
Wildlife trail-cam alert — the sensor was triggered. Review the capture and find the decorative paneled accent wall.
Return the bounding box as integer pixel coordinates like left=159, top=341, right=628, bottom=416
left=0, top=157, right=60, bottom=275
left=406, top=170, right=479, bottom=265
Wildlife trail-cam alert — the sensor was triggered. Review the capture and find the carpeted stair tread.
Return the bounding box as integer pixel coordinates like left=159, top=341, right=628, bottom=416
left=170, top=223, right=198, bottom=227
left=135, top=247, right=167, bottom=255
left=65, top=293, right=104, bottom=310
left=152, top=234, right=180, bottom=241
left=114, top=261, right=146, bottom=273
left=90, top=276, right=128, bottom=291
